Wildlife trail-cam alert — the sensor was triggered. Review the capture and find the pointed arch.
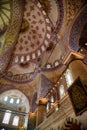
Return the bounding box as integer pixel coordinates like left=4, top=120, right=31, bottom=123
left=0, top=89, right=30, bottom=113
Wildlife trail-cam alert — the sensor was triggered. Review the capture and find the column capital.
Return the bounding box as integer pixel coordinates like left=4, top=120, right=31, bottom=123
left=29, top=112, right=36, bottom=117
left=36, top=98, right=48, bottom=106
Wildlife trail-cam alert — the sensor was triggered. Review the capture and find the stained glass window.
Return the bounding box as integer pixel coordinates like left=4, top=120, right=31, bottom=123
left=12, top=116, right=19, bottom=126
left=2, top=110, right=11, bottom=124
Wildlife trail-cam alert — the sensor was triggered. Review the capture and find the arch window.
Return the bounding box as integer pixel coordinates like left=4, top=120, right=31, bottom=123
left=59, top=85, right=65, bottom=99
left=12, top=116, right=19, bottom=126
left=65, top=69, right=73, bottom=87
left=54, top=60, right=59, bottom=67
left=50, top=96, right=54, bottom=108
left=10, top=98, right=14, bottom=104
left=4, top=96, right=8, bottom=102
left=2, top=110, right=11, bottom=124
left=16, top=99, right=20, bottom=104
left=46, top=102, right=50, bottom=112
left=55, top=104, right=59, bottom=111
left=46, top=64, right=51, bottom=69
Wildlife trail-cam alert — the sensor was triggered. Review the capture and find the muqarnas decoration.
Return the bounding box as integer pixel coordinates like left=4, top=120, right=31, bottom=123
left=68, top=77, right=87, bottom=116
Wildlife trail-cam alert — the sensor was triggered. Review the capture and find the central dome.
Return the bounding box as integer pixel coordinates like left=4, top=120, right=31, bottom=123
left=14, top=0, right=51, bottom=62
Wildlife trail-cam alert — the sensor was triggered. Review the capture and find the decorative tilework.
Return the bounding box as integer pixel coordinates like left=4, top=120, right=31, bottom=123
left=40, top=74, right=53, bottom=98
left=70, top=5, right=87, bottom=51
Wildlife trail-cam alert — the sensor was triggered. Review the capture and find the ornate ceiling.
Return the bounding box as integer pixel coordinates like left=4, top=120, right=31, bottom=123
left=0, top=0, right=65, bottom=83
left=0, top=0, right=10, bottom=35
left=0, top=0, right=11, bottom=53
left=0, top=0, right=87, bottom=112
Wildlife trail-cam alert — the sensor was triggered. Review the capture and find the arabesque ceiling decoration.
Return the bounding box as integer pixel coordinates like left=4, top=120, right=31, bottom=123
left=0, top=0, right=64, bottom=83
left=13, top=0, right=64, bottom=63
left=0, top=0, right=86, bottom=116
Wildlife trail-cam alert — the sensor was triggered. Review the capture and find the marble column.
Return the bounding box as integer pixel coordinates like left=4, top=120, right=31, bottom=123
left=29, top=112, right=36, bottom=128
left=36, top=98, right=48, bottom=126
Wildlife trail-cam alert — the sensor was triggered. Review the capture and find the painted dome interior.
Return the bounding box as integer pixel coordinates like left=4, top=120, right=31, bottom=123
left=0, top=0, right=87, bottom=126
